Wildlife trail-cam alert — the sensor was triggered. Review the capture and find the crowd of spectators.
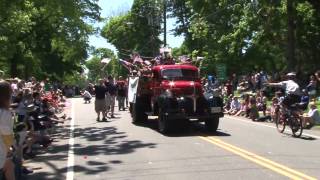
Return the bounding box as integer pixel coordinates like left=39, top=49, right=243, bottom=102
left=208, top=70, right=320, bottom=128
left=0, top=77, right=70, bottom=179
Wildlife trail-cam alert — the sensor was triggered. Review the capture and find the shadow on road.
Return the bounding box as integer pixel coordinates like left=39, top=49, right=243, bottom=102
left=27, top=124, right=157, bottom=180
left=300, top=136, right=317, bottom=140
left=133, top=120, right=231, bottom=138
left=281, top=132, right=317, bottom=141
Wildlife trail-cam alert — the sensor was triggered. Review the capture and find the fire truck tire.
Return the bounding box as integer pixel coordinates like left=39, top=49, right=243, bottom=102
left=158, top=108, right=171, bottom=134
left=132, top=103, right=147, bottom=123
left=205, top=117, right=219, bottom=132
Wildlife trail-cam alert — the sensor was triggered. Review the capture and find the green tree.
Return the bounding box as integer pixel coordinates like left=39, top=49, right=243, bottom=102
left=85, top=48, right=125, bottom=82
left=0, top=0, right=101, bottom=79
left=168, top=0, right=320, bottom=75
left=101, top=0, right=163, bottom=59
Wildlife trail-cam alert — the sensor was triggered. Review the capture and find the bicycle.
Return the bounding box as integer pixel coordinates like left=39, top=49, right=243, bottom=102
left=275, top=104, right=303, bottom=137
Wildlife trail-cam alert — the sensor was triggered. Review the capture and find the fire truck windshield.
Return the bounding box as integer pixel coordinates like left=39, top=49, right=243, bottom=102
left=161, top=69, right=199, bottom=80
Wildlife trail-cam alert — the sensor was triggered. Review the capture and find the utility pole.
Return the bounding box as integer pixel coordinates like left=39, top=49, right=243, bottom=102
left=163, top=0, right=167, bottom=47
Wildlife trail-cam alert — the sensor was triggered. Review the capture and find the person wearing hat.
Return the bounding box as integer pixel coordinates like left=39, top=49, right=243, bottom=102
left=266, top=72, right=301, bottom=108
left=303, top=102, right=320, bottom=129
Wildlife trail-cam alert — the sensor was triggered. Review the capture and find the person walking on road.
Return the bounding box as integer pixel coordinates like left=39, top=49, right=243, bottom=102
left=105, top=76, right=117, bottom=118
left=94, top=79, right=107, bottom=122
left=116, top=76, right=127, bottom=111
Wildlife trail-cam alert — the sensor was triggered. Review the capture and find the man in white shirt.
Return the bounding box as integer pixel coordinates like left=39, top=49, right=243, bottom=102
left=266, top=72, right=301, bottom=108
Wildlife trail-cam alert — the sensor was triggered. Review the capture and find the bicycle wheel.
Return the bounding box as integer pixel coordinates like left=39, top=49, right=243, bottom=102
left=290, top=115, right=303, bottom=138
left=275, top=111, right=286, bottom=133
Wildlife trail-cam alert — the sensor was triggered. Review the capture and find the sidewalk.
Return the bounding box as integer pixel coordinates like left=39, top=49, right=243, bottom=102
left=23, top=100, right=73, bottom=180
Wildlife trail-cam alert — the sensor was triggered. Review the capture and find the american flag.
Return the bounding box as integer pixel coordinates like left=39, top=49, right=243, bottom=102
left=133, top=56, right=144, bottom=64
left=119, top=59, right=133, bottom=71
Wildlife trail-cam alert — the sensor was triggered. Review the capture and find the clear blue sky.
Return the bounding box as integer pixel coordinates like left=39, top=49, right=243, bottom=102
left=88, top=0, right=184, bottom=53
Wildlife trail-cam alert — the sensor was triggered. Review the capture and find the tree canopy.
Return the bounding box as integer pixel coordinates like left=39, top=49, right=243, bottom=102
left=101, top=0, right=163, bottom=59
left=168, top=0, right=320, bottom=75
left=85, top=48, right=125, bottom=82
left=0, top=0, right=101, bottom=80
left=3, top=0, right=318, bottom=81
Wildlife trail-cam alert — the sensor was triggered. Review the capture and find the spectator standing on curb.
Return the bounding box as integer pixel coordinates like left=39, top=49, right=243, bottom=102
left=306, top=75, right=317, bottom=99
left=315, top=71, right=320, bottom=98
left=94, top=79, right=107, bottom=122
left=0, top=81, right=15, bottom=180
left=125, top=78, right=129, bottom=108
left=315, top=70, right=320, bottom=83
left=225, top=81, right=233, bottom=96
left=43, top=78, right=51, bottom=92
left=231, top=73, right=238, bottom=92
left=116, top=76, right=127, bottom=111
left=105, top=76, right=117, bottom=118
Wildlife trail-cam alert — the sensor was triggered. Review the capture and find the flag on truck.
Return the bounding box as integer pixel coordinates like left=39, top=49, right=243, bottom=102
left=119, top=59, right=133, bottom=71
left=128, top=76, right=139, bottom=103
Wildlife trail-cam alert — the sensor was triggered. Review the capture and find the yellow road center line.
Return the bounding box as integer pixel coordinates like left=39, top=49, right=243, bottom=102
left=199, top=136, right=317, bottom=180
left=206, top=137, right=317, bottom=180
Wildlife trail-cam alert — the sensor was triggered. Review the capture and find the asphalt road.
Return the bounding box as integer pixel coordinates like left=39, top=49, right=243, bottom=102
left=27, top=98, right=320, bottom=180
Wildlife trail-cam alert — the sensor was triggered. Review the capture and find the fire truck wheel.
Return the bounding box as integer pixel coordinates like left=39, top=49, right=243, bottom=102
left=205, top=117, right=219, bottom=132
left=132, top=103, right=147, bottom=123
left=158, top=108, right=170, bottom=134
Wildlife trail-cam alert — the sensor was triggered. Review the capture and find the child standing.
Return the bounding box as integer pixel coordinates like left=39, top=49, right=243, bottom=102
left=270, top=97, right=279, bottom=122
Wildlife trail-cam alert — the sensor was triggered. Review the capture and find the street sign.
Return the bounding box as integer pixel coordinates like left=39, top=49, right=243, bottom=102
left=216, top=63, right=227, bottom=81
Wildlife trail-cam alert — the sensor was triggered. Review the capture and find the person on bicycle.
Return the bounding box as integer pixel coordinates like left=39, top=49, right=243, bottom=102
left=266, top=72, right=302, bottom=108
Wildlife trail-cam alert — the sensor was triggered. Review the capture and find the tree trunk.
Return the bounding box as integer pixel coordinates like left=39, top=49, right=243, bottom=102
left=10, top=55, right=18, bottom=78
left=286, top=0, right=295, bottom=72
left=24, top=61, right=30, bottom=80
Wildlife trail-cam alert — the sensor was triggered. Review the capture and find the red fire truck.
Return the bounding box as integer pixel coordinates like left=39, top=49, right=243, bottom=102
left=129, top=64, right=223, bottom=134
